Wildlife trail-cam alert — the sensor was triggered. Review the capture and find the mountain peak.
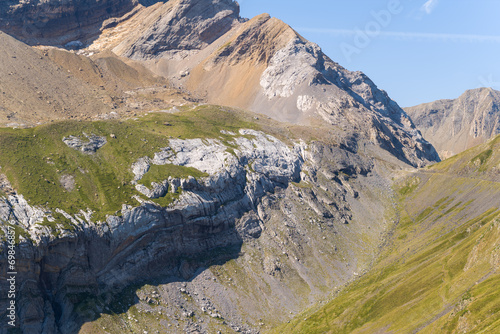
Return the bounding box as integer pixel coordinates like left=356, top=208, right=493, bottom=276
left=0, top=0, right=439, bottom=168
left=406, top=88, right=500, bottom=159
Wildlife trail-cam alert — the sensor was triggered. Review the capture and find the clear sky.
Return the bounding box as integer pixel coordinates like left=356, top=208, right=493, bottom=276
left=238, top=0, right=500, bottom=107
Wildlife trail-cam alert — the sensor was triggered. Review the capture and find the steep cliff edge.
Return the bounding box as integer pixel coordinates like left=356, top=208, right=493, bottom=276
left=0, top=106, right=395, bottom=333
left=405, top=87, right=500, bottom=159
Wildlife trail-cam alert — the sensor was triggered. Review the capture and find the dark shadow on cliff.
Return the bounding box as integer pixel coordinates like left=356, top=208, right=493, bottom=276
left=61, top=242, right=243, bottom=334
left=34, top=225, right=245, bottom=334
left=0, top=0, right=166, bottom=47
left=12, top=187, right=269, bottom=334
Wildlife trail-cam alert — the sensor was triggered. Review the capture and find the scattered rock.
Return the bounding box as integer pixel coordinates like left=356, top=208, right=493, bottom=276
left=62, top=134, right=107, bottom=154
left=59, top=174, right=75, bottom=192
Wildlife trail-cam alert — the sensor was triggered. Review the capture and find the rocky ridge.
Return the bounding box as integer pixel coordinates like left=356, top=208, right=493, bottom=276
left=405, top=87, right=500, bottom=159
left=85, top=1, right=439, bottom=167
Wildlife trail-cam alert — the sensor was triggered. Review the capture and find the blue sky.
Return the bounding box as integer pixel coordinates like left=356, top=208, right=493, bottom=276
left=239, top=0, right=500, bottom=107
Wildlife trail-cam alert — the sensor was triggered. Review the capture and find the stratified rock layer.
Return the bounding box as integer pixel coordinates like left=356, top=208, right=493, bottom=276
left=0, top=126, right=390, bottom=333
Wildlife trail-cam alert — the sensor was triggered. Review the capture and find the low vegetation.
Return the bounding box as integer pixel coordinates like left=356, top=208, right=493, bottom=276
left=0, top=105, right=259, bottom=224
left=273, top=140, right=500, bottom=333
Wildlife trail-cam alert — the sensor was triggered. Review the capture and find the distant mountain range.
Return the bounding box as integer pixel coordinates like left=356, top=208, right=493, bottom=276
left=406, top=87, right=500, bottom=159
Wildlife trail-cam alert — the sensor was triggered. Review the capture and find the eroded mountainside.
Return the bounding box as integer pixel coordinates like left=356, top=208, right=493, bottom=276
left=92, top=0, right=438, bottom=167
left=0, top=106, right=398, bottom=334
left=406, top=87, right=500, bottom=159
left=0, top=1, right=448, bottom=334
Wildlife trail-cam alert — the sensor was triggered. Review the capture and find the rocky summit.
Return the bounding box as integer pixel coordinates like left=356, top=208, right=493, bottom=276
left=0, top=0, right=439, bottom=168
left=92, top=1, right=439, bottom=167
left=0, top=1, right=497, bottom=334
left=406, top=87, right=500, bottom=159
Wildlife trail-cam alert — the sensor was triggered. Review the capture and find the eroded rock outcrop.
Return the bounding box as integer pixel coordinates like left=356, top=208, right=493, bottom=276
left=63, top=134, right=107, bottom=154
left=0, top=127, right=387, bottom=333
left=116, top=0, right=241, bottom=58
left=0, top=0, right=140, bottom=45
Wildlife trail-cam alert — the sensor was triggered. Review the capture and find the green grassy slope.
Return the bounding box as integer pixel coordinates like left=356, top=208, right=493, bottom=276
left=273, top=135, right=500, bottom=334
left=0, top=104, right=328, bottom=239
left=0, top=105, right=264, bottom=231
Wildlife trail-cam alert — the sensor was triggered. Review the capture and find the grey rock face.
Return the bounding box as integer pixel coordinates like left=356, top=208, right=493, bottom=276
left=256, top=37, right=439, bottom=167
left=119, top=0, right=241, bottom=59
left=134, top=129, right=304, bottom=193
left=0, top=129, right=304, bottom=333
left=135, top=180, right=169, bottom=198
left=260, top=39, right=324, bottom=99
left=237, top=211, right=262, bottom=239
left=0, top=126, right=384, bottom=334
left=405, top=87, right=500, bottom=159
left=0, top=173, right=15, bottom=196
left=62, top=134, right=107, bottom=154
left=0, top=0, right=140, bottom=45
left=131, top=156, right=152, bottom=181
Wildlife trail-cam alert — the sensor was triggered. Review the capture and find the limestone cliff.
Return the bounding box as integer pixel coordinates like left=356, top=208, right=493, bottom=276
left=0, top=110, right=391, bottom=333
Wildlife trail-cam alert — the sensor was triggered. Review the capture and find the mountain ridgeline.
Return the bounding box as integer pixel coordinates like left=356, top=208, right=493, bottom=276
left=406, top=87, right=500, bottom=159
left=0, top=1, right=496, bottom=334
left=0, top=0, right=439, bottom=168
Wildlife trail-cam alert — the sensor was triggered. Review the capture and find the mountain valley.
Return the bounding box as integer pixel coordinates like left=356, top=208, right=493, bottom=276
left=0, top=1, right=498, bottom=334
